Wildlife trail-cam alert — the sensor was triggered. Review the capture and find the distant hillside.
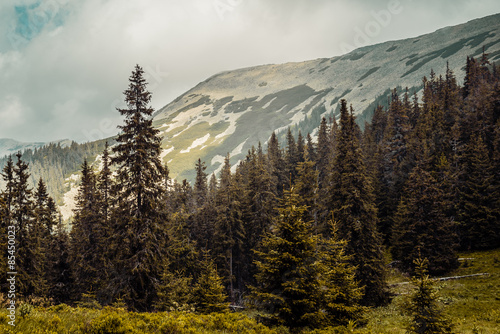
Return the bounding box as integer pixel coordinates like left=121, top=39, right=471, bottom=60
left=153, top=13, right=500, bottom=181
left=0, top=138, right=72, bottom=158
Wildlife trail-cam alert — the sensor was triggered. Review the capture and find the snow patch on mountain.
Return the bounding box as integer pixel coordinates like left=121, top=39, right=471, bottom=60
left=181, top=134, right=210, bottom=153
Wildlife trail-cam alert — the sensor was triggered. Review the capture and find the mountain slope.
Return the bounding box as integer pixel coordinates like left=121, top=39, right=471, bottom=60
left=153, top=13, right=500, bottom=181
left=0, top=138, right=72, bottom=158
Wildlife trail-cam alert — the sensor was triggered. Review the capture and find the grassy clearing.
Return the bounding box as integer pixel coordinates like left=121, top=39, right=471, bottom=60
left=360, top=248, right=500, bottom=333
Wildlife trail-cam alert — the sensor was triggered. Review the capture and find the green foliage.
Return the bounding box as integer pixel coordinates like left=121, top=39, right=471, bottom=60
left=192, top=252, right=228, bottom=314
left=405, top=258, right=453, bottom=333
left=392, top=165, right=459, bottom=275
left=328, top=100, right=388, bottom=306
left=252, top=188, right=363, bottom=330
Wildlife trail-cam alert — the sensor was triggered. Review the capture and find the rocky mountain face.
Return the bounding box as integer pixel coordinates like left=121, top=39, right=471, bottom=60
left=152, top=13, right=500, bottom=181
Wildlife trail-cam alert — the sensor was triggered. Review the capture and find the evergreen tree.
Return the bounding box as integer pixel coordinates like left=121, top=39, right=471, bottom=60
left=305, top=132, right=317, bottom=162
left=98, top=142, right=112, bottom=224
left=294, top=160, right=319, bottom=231
left=213, top=154, right=245, bottom=302
left=456, top=134, right=499, bottom=250
left=405, top=258, right=453, bottom=334
left=267, top=131, right=286, bottom=196
left=0, top=156, right=15, bottom=290
left=392, top=165, right=458, bottom=275
left=109, top=64, right=169, bottom=310
left=296, top=131, right=305, bottom=163
left=378, top=89, right=411, bottom=243
left=194, top=158, right=208, bottom=207
left=327, top=100, right=388, bottom=306
left=316, top=117, right=331, bottom=190
left=253, top=188, right=363, bottom=329
left=285, top=128, right=298, bottom=183
left=192, top=251, right=228, bottom=314
left=11, top=153, right=43, bottom=297
left=47, top=216, right=74, bottom=304
left=70, top=160, right=104, bottom=299
left=252, top=188, right=324, bottom=329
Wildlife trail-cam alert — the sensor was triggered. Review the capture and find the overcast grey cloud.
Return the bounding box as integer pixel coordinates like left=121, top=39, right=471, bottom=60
left=0, top=0, right=499, bottom=143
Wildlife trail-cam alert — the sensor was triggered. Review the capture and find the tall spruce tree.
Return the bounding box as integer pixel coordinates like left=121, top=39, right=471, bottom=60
left=392, top=164, right=459, bottom=275
left=327, top=100, right=388, bottom=306
left=213, top=154, right=245, bottom=302
left=12, top=153, right=43, bottom=297
left=456, top=134, right=499, bottom=250
left=110, top=64, right=169, bottom=310
left=253, top=187, right=363, bottom=330
left=70, top=160, right=104, bottom=299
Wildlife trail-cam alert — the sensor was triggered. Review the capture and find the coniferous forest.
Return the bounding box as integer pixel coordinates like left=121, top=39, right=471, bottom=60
left=1, top=55, right=499, bottom=333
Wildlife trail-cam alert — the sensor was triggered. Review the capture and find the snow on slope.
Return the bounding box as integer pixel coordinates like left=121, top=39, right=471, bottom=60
left=152, top=14, right=500, bottom=182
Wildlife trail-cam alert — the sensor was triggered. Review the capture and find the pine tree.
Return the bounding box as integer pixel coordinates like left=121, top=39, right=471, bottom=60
left=47, top=216, right=74, bottom=304
left=378, top=89, right=411, bottom=243
left=392, top=165, right=458, bottom=275
left=213, top=154, right=245, bottom=302
left=194, top=158, right=208, bottom=207
left=70, top=160, right=104, bottom=299
left=327, top=100, right=388, bottom=306
left=316, top=117, right=331, bottom=190
left=456, top=134, right=499, bottom=250
left=109, top=64, right=169, bottom=310
left=319, top=220, right=364, bottom=326
left=0, top=156, right=15, bottom=289
left=252, top=188, right=324, bottom=329
left=98, top=142, right=112, bottom=224
left=11, top=153, right=43, bottom=297
left=33, top=178, right=57, bottom=296
left=405, top=258, right=453, bottom=334
left=285, top=127, right=298, bottom=183
left=267, top=131, right=286, bottom=196
left=294, top=160, right=319, bottom=231
left=192, top=251, right=228, bottom=314
left=253, top=188, right=363, bottom=329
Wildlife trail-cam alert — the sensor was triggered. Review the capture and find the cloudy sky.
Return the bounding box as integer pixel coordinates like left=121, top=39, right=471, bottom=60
left=1, top=0, right=499, bottom=143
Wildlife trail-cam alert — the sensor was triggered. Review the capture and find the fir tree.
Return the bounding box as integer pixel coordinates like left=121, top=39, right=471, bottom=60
left=392, top=165, right=459, bottom=275
left=327, top=100, right=388, bottom=306
left=456, top=134, right=499, bottom=250
left=12, top=153, right=43, bottom=297
left=192, top=251, right=228, bottom=314
left=194, top=158, right=208, bottom=207
left=252, top=187, right=324, bottom=329
left=213, top=154, right=245, bottom=302
left=267, top=131, right=286, bottom=196
left=405, top=258, right=453, bottom=334
left=109, top=64, right=169, bottom=310
left=70, top=160, right=104, bottom=299
left=253, top=188, right=363, bottom=329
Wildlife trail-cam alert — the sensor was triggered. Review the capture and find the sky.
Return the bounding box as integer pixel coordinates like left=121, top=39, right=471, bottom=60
left=0, top=0, right=499, bottom=143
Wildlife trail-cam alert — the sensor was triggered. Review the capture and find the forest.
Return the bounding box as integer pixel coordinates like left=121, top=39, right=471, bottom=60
left=0, top=54, right=499, bottom=333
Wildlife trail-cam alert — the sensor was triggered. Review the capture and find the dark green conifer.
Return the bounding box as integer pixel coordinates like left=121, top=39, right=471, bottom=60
left=405, top=258, right=453, bottom=334
left=328, top=100, right=388, bottom=306
left=109, top=64, right=169, bottom=310
left=392, top=164, right=458, bottom=275
left=192, top=251, right=228, bottom=314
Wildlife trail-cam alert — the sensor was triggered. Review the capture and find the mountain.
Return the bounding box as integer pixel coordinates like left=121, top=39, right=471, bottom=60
left=152, top=13, right=500, bottom=181
left=2, top=13, right=500, bottom=218
left=0, top=138, right=72, bottom=158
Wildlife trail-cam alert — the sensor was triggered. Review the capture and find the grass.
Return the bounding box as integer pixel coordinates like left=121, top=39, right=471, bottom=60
left=359, top=248, right=500, bottom=333
left=1, top=248, right=498, bottom=333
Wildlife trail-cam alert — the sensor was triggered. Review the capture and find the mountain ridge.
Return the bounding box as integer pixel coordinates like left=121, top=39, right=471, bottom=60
left=152, top=13, right=500, bottom=181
